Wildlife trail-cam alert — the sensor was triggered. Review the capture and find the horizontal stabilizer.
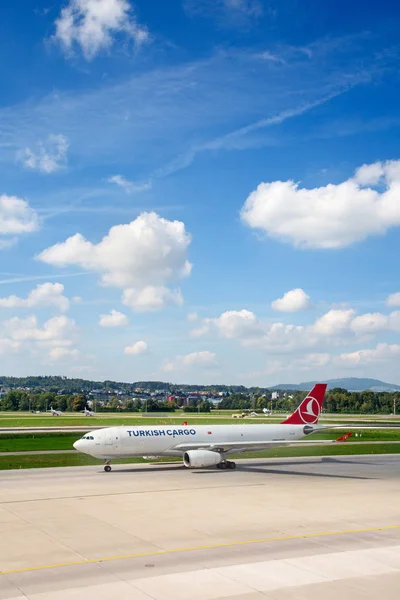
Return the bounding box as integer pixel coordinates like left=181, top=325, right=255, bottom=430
left=336, top=432, right=352, bottom=442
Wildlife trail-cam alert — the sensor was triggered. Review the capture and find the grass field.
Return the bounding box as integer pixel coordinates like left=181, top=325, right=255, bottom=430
left=0, top=443, right=399, bottom=470
left=1, top=412, right=400, bottom=428
left=0, top=414, right=281, bottom=427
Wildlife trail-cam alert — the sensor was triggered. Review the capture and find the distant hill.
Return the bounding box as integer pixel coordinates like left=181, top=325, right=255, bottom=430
left=271, top=377, right=400, bottom=392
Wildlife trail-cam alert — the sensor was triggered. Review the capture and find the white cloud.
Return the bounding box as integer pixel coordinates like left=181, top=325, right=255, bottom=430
left=38, top=212, right=191, bottom=312
left=0, top=32, right=377, bottom=189
left=183, top=350, right=218, bottom=367
left=354, top=162, right=385, bottom=186
left=38, top=212, right=192, bottom=291
left=187, top=312, right=199, bottom=322
left=245, top=339, right=400, bottom=381
left=257, top=51, right=286, bottom=65
left=347, top=310, right=400, bottom=335
left=253, top=351, right=332, bottom=377
left=192, top=308, right=316, bottom=353
left=258, top=322, right=310, bottom=352
left=0, top=195, right=39, bottom=236
left=108, top=174, right=151, bottom=194
left=386, top=292, right=400, bottom=307
left=0, top=283, right=70, bottom=312
left=21, top=134, right=69, bottom=174
left=0, top=315, right=78, bottom=361
left=337, top=343, right=400, bottom=366
left=48, top=347, right=80, bottom=361
left=184, top=0, right=263, bottom=25
left=122, top=286, right=183, bottom=312
left=349, top=312, right=389, bottom=334
left=124, top=340, right=148, bottom=355
left=223, top=0, right=263, bottom=15
left=99, top=309, right=129, bottom=327
left=240, top=159, right=400, bottom=249
left=0, top=238, right=18, bottom=250
left=53, top=0, right=149, bottom=61
left=192, top=309, right=262, bottom=339
left=271, top=288, right=311, bottom=312
left=162, top=350, right=218, bottom=372
left=0, top=338, right=21, bottom=354
left=388, top=311, right=400, bottom=333
left=3, top=315, right=76, bottom=346
left=311, top=309, right=355, bottom=336
left=193, top=305, right=385, bottom=355
left=298, top=352, right=331, bottom=369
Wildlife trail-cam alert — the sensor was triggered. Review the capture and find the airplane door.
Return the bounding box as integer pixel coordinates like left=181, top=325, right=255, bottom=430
left=105, top=431, right=113, bottom=445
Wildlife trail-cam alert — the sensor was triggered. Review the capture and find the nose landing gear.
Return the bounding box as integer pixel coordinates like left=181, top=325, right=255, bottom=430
left=104, top=460, right=111, bottom=472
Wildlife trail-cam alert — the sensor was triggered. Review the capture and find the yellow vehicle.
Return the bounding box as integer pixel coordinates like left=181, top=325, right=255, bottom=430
left=232, top=412, right=246, bottom=419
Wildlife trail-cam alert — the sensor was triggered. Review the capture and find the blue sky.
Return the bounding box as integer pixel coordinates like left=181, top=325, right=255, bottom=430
left=1, top=0, right=400, bottom=385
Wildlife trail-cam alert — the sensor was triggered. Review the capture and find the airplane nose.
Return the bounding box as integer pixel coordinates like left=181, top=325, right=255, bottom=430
left=73, top=440, right=82, bottom=451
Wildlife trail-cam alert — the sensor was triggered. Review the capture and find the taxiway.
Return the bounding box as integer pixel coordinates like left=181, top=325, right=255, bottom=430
left=0, top=454, right=399, bottom=599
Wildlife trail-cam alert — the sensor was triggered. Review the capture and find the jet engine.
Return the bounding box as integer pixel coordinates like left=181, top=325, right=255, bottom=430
left=183, top=450, right=222, bottom=468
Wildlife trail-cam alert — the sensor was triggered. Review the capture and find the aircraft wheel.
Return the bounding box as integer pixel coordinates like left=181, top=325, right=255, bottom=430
left=220, top=462, right=228, bottom=469
left=104, top=465, right=111, bottom=472
left=228, top=461, right=236, bottom=469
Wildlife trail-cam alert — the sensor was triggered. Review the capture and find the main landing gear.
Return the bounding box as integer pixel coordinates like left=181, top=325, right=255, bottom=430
left=104, top=460, right=112, bottom=472
left=217, top=460, right=236, bottom=470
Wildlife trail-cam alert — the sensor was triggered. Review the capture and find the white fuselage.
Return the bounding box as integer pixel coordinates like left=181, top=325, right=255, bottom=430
left=73, top=423, right=313, bottom=459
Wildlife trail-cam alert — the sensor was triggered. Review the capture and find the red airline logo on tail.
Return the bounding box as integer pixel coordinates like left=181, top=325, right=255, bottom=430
left=281, top=384, right=327, bottom=425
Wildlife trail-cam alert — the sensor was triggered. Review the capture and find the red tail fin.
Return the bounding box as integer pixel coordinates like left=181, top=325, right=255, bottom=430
left=281, top=384, right=327, bottom=425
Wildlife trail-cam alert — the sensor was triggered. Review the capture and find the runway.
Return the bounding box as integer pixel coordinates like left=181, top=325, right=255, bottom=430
left=0, top=455, right=399, bottom=599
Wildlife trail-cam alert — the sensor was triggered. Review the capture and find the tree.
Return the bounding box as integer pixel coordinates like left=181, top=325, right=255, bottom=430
left=18, top=392, right=30, bottom=411
left=199, top=400, right=211, bottom=413
left=57, top=396, right=69, bottom=412
left=108, top=397, right=121, bottom=411
left=1, top=391, right=19, bottom=411
left=72, top=394, right=87, bottom=412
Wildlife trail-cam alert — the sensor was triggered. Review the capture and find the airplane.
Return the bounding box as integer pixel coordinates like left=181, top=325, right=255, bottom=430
left=83, top=407, right=95, bottom=417
left=50, top=407, right=62, bottom=416
left=73, top=383, right=353, bottom=472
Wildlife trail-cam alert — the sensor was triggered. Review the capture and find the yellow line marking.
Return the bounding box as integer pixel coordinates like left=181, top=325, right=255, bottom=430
left=1, top=524, right=400, bottom=576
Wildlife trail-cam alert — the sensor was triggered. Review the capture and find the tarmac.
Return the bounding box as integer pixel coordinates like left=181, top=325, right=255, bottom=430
left=0, top=454, right=399, bottom=599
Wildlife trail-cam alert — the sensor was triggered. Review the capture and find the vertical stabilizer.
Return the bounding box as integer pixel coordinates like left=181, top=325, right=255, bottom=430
left=281, top=383, right=327, bottom=425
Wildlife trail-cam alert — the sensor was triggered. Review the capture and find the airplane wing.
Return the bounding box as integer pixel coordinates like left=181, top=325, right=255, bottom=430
left=172, top=438, right=344, bottom=453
